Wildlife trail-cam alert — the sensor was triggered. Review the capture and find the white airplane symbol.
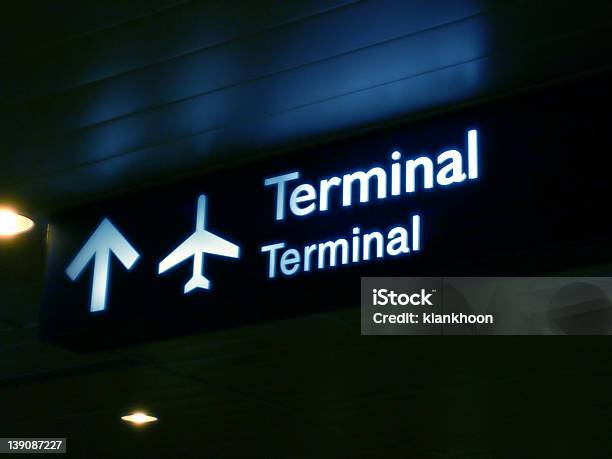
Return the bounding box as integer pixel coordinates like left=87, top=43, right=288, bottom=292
left=158, top=194, right=240, bottom=293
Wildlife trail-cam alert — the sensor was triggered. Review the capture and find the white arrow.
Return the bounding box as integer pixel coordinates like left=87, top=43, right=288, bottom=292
left=66, top=218, right=140, bottom=313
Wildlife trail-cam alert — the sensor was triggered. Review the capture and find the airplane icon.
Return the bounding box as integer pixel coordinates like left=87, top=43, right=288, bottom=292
left=158, top=194, right=240, bottom=293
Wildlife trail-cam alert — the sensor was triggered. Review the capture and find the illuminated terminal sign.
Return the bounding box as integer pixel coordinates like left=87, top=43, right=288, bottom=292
left=40, top=76, right=612, bottom=348
left=41, top=123, right=482, bottom=348
left=61, top=128, right=479, bottom=311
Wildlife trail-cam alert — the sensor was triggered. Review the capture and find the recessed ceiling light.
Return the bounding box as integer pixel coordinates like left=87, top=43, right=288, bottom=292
left=121, top=412, right=158, bottom=425
left=0, top=208, right=34, bottom=237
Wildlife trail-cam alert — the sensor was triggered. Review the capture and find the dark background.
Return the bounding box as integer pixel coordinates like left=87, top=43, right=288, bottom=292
left=3, top=1, right=612, bottom=457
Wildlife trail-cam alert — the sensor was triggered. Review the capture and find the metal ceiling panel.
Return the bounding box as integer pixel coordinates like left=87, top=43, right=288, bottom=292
left=1, top=0, right=359, bottom=102
left=1, top=0, right=500, bottom=135
left=4, top=12, right=612, bottom=210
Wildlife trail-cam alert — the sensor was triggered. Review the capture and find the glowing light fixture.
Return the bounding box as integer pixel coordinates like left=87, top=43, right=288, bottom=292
left=121, top=412, right=158, bottom=425
left=0, top=208, right=34, bottom=237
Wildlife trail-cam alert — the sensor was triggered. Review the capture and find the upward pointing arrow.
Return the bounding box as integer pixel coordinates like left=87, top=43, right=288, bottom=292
left=66, top=218, right=140, bottom=313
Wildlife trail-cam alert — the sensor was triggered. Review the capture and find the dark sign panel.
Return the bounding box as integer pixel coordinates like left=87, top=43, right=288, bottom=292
left=42, top=75, right=612, bottom=349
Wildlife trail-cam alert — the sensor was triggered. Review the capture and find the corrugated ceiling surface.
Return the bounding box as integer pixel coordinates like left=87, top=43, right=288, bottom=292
left=2, top=0, right=612, bottom=212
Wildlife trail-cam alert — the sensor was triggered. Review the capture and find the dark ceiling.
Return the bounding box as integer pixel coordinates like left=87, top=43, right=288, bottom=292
left=2, top=0, right=612, bottom=216
left=2, top=1, right=612, bottom=457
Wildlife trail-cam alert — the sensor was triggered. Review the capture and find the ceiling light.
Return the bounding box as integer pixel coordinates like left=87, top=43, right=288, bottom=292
left=121, top=412, right=158, bottom=425
left=0, top=208, right=34, bottom=237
